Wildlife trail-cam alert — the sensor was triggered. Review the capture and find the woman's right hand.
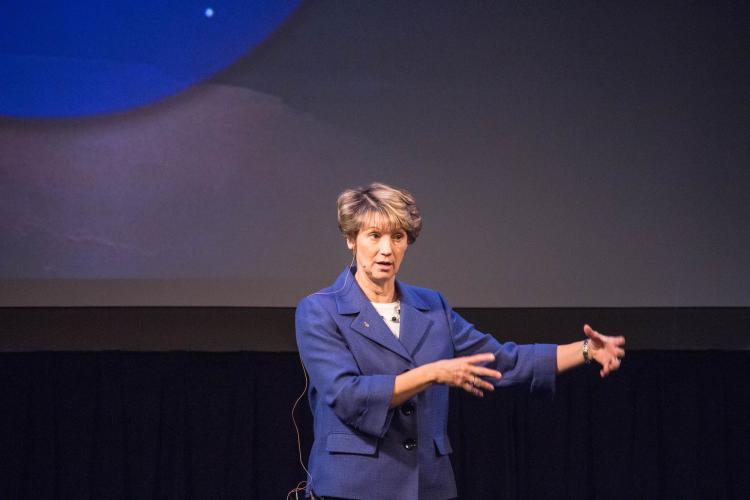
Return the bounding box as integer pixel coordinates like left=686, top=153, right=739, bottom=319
left=431, top=352, right=502, bottom=397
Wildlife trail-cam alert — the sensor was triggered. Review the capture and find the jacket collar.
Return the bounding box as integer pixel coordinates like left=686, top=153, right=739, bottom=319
left=334, top=266, right=430, bottom=315
left=333, top=266, right=433, bottom=362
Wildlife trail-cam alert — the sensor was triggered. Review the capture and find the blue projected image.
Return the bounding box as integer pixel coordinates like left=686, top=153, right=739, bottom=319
left=0, top=1, right=302, bottom=117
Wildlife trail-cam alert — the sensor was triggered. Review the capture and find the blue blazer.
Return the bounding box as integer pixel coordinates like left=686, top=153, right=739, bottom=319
left=295, top=267, right=557, bottom=499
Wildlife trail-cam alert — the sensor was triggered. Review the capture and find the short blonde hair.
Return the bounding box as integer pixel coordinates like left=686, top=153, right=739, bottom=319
left=337, top=182, right=422, bottom=244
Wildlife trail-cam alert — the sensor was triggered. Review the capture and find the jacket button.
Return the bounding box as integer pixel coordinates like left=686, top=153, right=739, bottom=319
left=401, top=402, right=415, bottom=416
left=402, top=438, right=417, bottom=451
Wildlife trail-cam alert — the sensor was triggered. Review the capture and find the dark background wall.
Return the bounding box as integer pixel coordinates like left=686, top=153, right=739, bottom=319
left=2, top=349, right=749, bottom=499
left=1, top=307, right=748, bottom=351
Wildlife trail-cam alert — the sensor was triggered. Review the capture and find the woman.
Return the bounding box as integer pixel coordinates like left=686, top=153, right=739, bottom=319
left=295, top=182, right=625, bottom=500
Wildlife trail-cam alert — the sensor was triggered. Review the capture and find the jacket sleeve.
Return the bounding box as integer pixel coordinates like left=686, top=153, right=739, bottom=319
left=438, top=292, right=557, bottom=398
left=295, top=296, right=395, bottom=438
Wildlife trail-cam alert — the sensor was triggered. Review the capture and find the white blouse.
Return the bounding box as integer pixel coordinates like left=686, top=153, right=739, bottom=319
left=370, top=301, right=401, bottom=338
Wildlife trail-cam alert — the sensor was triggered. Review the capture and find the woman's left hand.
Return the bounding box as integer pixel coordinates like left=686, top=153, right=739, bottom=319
left=584, top=324, right=626, bottom=377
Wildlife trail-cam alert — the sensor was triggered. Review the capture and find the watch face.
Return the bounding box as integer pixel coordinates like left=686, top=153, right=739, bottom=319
left=0, top=1, right=303, bottom=118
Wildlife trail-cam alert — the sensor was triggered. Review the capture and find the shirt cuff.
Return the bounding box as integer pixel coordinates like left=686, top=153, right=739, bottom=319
left=530, top=343, right=557, bottom=398
left=356, top=374, right=396, bottom=437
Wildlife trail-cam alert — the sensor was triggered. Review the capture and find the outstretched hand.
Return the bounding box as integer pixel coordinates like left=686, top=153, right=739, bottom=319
left=584, top=324, right=626, bottom=377
left=432, top=352, right=502, bottom=397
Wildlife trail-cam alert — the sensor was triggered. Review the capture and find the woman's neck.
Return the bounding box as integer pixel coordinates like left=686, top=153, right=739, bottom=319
left=355, top=271, right=397, bottom=303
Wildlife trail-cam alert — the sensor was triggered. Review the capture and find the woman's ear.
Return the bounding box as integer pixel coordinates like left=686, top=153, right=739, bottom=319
left=346, top=238, right=355, bottom=251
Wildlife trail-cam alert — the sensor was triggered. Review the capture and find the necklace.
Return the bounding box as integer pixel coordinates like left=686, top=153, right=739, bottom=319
left=372, top=299, right=401, bottom=323
left=391, top=300, right=401, bottom=323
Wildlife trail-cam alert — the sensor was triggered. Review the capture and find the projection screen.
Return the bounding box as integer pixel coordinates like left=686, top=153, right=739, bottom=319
left=1, top=1, right=748, bottom=307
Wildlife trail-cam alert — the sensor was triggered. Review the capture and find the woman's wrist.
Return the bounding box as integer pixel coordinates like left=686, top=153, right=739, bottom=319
left=582, top=338, right=591, bottom=364
left=419, top=361, right=439, bottom=385
left=556, top=340, right=588, bottom=373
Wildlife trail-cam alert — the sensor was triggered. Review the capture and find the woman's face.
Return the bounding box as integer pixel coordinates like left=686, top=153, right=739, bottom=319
left=347, top=217, right=408, bottom=286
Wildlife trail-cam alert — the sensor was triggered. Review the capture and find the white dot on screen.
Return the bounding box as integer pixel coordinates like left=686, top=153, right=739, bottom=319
left=204, top=7, right=214, bottom=18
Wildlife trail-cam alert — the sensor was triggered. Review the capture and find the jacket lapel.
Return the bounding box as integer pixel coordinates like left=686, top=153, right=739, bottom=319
left=350, top=308, right=412, bottom=361
left=396, top=281, right=433, bottom=357
left=335, top=266, right=412, bottom=362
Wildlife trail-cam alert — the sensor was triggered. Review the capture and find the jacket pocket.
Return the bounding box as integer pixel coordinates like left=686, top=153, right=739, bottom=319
left=326, top=432, right=378, bottom=456
left=433, top=434, right=453, bottom=455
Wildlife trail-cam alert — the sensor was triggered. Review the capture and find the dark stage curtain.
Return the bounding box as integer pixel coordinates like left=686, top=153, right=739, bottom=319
left=1, top=351, right=748, bottom=499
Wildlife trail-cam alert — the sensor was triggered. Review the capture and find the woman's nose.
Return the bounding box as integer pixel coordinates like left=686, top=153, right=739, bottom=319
left=379, top=238, right=392, bottom=254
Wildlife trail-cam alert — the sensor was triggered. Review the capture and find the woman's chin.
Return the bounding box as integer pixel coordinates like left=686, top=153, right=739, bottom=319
left=366, top=270, right=396, bottom=284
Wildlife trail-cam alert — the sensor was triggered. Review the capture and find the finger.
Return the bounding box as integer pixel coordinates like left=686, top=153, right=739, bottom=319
left=583, top=324, right=601, bottom=340
left=464, top=352, right=496, bottom=364
left=472, top=366, right=502, bottom=380
left=606, top=357, right=621, bottom=373
left=475, top=379, right=495, bottom=391
left=463, top=381, right=484, bottom=397
left=466, top=374, right=495, bottom=392
left=615, top=348, right=625, bottom=358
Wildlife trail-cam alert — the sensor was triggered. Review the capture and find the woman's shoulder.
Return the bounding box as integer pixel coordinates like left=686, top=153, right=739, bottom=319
left=295, top=278, right=348, bottom=316
left=397, top=281, right=448, bottom=310
left=295, top=292, right=337, bottom=332
left=296, top=288, right=335, bottom=310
